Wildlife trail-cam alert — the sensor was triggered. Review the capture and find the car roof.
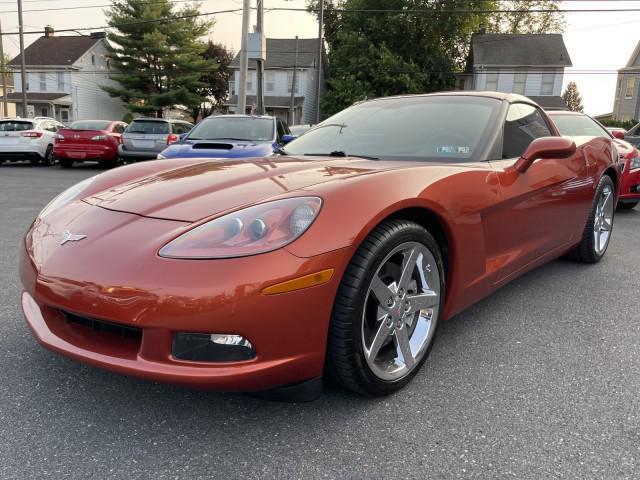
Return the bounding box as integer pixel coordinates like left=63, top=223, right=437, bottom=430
left=356, top=91, right=540, bottom=107
left=204, top=114, right=276, bottom=120
left=546, top=111, right=585, bottom=116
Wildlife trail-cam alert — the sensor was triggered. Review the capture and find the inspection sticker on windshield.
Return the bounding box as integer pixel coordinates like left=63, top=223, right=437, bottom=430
left=437, top=146, right=470, bottom=154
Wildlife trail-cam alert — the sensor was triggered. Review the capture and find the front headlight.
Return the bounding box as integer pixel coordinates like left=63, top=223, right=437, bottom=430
left=159, top=197, right=322, bottom=259
left=39, top=176, right=95, bottom=218
left=157, top=153, right=166, bottom=159
left=630, top=157, right=640, bottom=170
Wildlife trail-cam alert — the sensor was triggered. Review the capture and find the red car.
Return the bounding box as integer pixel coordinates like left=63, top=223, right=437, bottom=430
left=20, top=93, right=618, bottom=400
left=54, top=120, right=128, bottom=168
left=548, top=111, right=640, bottom=210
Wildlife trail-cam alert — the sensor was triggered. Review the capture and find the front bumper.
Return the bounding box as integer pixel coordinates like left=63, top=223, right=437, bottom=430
left=20, top=203, right=348, bottom=391
left=620, top=163, right=640, bottom=201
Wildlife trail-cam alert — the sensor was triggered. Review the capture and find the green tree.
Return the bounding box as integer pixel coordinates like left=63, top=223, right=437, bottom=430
left=192, top=41, right=235, bottom=121
left=104, top=0, right=215, bottom=118
left=488, top=1, right=565, bottom=34
left=562, top=81, right=584, bottom=112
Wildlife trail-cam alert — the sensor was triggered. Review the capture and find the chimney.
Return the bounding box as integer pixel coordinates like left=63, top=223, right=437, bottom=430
left=478, top=23, right=486, bottom=34
left=90, top=31, right=107, bottom=39
left=44, top=25, right=54, bottom=37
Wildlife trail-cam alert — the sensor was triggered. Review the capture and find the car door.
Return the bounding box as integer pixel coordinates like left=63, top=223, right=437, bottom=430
left=486, top=103, right=592, bottom=284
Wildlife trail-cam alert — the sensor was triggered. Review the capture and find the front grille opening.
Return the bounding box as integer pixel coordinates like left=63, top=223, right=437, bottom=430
left=192, top=143, right=234, bottom=150
left=61, top=311, right=142, bottom=340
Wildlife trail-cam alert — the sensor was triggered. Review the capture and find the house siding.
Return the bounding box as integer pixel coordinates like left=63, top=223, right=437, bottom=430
left=613, top=71, right=640, bottom=121
left=472, top=68, right=563, bottom=96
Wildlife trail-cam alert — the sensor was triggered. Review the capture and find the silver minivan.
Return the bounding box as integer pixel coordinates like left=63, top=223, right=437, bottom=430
left=119, top=118, right=193, bottom=162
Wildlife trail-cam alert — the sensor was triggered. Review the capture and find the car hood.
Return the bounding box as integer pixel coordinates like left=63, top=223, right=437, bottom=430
left=85, top=156, right=396, bottom=222
left=161, top=140, right=275, bottom=159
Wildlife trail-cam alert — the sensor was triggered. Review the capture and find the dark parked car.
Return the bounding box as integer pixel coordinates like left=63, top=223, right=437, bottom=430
left=54, top=120, right=128, bottom=168
left=119, top=118, right=193, bottom=162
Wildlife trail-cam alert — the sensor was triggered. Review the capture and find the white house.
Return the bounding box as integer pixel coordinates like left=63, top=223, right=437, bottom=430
left=8, top=27, right=127, bottom=123
left=457, top=32, right=572, bottom=110
left=612, top=40, right=640, bottom=121
left=227, top=38, right=327, bottom=125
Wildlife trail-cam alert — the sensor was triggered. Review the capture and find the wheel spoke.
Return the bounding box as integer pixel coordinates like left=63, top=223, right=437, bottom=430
left=602, top=218, right=612, bottom=231
left=394, top=327, right=415, bottom=368
left=398, top=247, right=419, bottom=290
left=406, top=290, right=439, bottom=314
left=366, top=317, right=392, bottom=362
left=369, top=275, right=394, bottom=310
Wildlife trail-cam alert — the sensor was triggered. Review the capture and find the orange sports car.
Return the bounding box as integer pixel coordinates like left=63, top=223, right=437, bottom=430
left=20, top=92, right=619, bottom=400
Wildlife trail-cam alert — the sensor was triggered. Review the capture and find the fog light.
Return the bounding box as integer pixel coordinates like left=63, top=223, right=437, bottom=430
left=172, top=333, right=256, bottom=362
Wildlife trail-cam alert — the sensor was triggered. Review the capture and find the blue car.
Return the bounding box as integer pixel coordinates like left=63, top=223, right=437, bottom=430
left=156, top=115, right=294, bottom=160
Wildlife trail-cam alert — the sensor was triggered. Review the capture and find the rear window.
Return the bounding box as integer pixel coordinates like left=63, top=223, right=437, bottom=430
left=70, top=120, right=111, bottom=131
left=0, top=121, right=34, bottom=131
left=126, top=120, right=170, bottom=135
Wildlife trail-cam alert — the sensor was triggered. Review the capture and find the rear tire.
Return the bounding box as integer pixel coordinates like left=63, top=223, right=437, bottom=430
left=326, top=219, right=445, bottom=396
left=42, top=145, right=54, bottom=166
left=572, top=175, right=615, bottom=263
left=59, top=158, right=74, bottom=169
left=617, top=201, right=638, bottom=210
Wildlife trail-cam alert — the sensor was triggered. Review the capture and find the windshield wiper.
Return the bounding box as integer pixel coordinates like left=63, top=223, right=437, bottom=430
left=303, top=151, right=379, bottom=160
left=312, top=123, right=348, bottom=133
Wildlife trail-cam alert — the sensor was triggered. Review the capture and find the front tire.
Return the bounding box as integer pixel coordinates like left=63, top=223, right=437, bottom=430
left=572, top=175, right=615, bottom=263
left=326, top=219, right=445, bottom=396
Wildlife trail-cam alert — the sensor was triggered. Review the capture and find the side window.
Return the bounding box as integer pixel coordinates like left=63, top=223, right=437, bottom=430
left=502, top=104, right=552, bottom=159
left=276, top=120, right=286, bottom=141
left=42, top=121, right=58, bottom=132
left=115, top=124, right=126, bottom=133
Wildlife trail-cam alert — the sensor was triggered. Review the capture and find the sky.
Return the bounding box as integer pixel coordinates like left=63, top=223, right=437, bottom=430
left=1, top=0, right=639, bottom=115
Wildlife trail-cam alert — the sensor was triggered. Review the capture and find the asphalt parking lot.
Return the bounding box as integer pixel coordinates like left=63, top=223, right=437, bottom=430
left=1, top=163, right=639, bottom=479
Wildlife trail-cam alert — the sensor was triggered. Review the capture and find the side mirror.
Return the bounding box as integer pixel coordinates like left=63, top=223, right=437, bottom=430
left=611, top=130, right=625, bottom=140
left=514, top=137, right=576, bottom=174
left=281, top=134, right=297, bottom=144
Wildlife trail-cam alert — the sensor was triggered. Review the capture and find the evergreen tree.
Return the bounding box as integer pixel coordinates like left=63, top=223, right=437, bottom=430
left=103, top=0, right=215, bottom=118
left=562, top=81, right=584, bottom=112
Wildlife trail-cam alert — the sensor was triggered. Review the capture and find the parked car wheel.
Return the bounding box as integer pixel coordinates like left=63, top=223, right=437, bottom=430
left=572, top=175, right=615, bottom=263
left=326, top=219, right=444, bottom=396
left=617, top=201, right=638, bottom=210
left=59, top=159, right=74, bottom=169
left=42, top=145, right=55, bottom=166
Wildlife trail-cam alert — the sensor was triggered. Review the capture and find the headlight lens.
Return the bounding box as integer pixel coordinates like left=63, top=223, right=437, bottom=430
left=630, top=157, right=640, bottom=170
left=39, top=176, right=95, bottom=218
left=159, top=197, right=322, bottom=259
left=157, top=153, right=166, bottom=159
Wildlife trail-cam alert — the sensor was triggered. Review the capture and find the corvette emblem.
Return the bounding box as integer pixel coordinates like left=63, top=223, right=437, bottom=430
left=60, top=230, right=87, bottom=245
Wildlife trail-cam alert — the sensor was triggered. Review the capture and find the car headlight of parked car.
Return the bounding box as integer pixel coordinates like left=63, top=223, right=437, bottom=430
left=159, top=197, right=322, bottom=259
left=39, top=176, right=95, bottom=219
left=157, top=153, right=166, bottom=159
left=630, top=157, right=640, bottom=170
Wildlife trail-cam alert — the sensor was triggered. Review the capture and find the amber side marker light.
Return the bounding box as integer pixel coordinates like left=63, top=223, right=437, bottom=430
left=262, top=269, right=334, bottom=295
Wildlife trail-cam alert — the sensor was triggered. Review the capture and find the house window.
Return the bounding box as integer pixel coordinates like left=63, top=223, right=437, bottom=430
left=40, top=107, right=48, bottom=117
left=229, top=80, right=236, bottom=96
left=91, top=54, right=96, bottom=66
left=39, top=73, right=46, bottom=91
left=616, top=78, right=622, bottom=99
left=541, top=73, right=555, bottom=95
left=626, top=78, right=635, bottom=98
left=513, top=73, right=527, bottom=94
left=485, top=72, right=498, bottom=91
left=287, top=71, right=299, bottom=94
left=57, top=72, right=64, bottom=91
left=266, top=71, right=274, bottom=92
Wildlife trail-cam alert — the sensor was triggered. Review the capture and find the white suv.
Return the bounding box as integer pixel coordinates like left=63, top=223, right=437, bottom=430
left=0, top=117, right=64, bottom=166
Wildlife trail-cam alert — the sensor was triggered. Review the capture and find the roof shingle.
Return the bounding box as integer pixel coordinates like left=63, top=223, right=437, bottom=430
left=230, top=38, right=321, bottom=69
left=471, top=34, right=572, bottom=67
left=9, top=36, right=101, bottom=67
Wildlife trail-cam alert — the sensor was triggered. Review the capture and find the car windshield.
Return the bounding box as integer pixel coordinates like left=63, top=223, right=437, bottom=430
left=70, top=120, right=111, bottom=131
left=126, top=120, right=169, bottom=134
left=283, top=96, right=501, bottom=161
left=187, top=117, right=274, bottom=142
left=0, top=121, right=34, bottom=131
left=551, top=115, right=610, bottom=138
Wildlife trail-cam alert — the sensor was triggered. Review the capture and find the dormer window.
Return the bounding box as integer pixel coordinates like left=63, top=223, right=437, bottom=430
left=91, top=54, right=95, bottom=66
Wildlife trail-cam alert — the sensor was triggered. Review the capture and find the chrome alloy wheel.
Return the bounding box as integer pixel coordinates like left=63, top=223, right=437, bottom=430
left=361, top=241, right=440, bottom=381
left=594, top=183, right=614, bottom=255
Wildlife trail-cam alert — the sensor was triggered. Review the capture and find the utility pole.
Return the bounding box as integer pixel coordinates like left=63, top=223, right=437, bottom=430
left=237, top=0, right=251, bottom=115
left=0, top=20, right=9, bottom=117
left=255, top=0, right=265, bottom=115
left=314, top=0, right=324, bottom=124
left=289, top=37, right=298, bottom=126
left=17, top=0, right=28, bottom=117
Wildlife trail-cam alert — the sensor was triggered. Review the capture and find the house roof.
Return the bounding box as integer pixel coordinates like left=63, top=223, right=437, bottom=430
left=227, top=95, right=305, bottom=108
left=7, top=92, right=71, bottom=102
left=9, top=35, right=101, bottom=67
left=528, top=95, right=567, bottom=110
left=230, top=38, right=321, bottom=69
left=471, top=34, right=572, bottom=67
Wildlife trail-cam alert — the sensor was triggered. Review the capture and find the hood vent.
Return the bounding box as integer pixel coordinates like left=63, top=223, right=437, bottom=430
left=192, top=143, right=234, bottom=150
